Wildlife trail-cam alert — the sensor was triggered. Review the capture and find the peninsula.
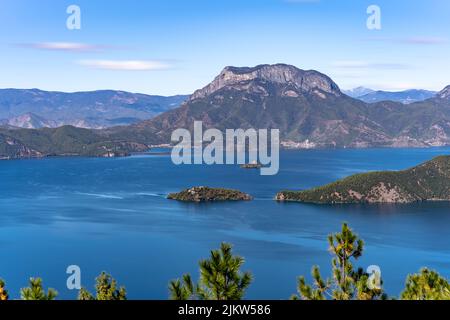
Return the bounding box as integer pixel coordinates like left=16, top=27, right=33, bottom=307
left=276, top=156, right=450, bottom=204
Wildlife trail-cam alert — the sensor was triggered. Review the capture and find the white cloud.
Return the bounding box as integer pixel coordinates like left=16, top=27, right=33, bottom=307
left=364, top=82, right=432, bottom=91
left=364, top=36, right=448, bottom=45
left=403, top=37, right=448, bottom=45
left=332, top=60, right=410, bottom=70
left=284, top=0, right=320, bottom=2
left=78, top=60, right=172, bottom=71
left=18, top=42, right=105, bottom=52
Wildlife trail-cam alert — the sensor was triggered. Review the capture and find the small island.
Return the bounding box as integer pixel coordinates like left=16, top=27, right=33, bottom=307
left=240, top=161, right=262, bottom=169
left=276, top=156, right=450, bottom=204
left=168, top=186, right=253, bottom=202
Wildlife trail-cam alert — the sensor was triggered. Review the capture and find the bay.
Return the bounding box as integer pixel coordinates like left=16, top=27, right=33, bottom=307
left=0, top=147, right=449, bottom=299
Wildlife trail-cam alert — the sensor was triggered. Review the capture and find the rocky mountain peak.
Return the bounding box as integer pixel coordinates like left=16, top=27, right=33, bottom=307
left=438, top=85, right=450, bottom=99
left=190, top=64, right=342, bottom=100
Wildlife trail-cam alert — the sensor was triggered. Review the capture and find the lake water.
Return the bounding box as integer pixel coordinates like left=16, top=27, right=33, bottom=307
left=1, top=148, right=450, bottom=299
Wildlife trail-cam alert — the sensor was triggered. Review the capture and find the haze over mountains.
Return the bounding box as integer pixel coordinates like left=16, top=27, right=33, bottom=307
left=2, top=63, right=450, bottom=159
left=344, top=87, right=437, bottom=104
left=0, top=78, right=438, bottom=131
left=343, top=87, right=375, bottom=98
left=0, top=89, right=188, bottom=129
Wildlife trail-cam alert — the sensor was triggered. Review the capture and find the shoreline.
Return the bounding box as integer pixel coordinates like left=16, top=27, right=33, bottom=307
left=2, top=144, right=450, bottom=161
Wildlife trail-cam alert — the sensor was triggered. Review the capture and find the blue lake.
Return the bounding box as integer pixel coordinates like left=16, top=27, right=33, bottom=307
left=1, top=148, right=450, bottom=299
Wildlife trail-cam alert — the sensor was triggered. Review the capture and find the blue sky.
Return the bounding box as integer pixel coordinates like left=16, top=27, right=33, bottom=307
left=0, top=0, right=449, bottom=95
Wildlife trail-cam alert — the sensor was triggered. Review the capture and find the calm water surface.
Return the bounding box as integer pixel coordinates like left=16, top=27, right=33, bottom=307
left=0, top=148, right=450, bottom=299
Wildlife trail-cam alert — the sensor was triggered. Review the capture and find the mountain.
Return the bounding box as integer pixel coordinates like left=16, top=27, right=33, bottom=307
left=276, top=156, right=450, bottom=204
left=356, top=89, right=437, bottom=104
left=0, top=132, right=42, bottom=159
left=3, top=112, right=57, bottom=129
left=0, top=89, right=188, bottom=129
left=437, top=85, right=450, bottom=99
left=109, top=64, right=450, bottom=148
left=343, top=87, right=374, bottom=98
left=110, top=64, right=389, bottom=147
left=3, top=64, right=450, bottom=160
left=0, top=125, right=148, bottom=159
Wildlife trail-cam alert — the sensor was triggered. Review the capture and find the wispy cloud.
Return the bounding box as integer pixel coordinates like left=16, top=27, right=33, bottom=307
left=364, top=82, right=433, bottom=91
left=364, top=36, right=448, bottom=45
left=332, top=60, right=410, bottom=70
left=17, top=42, right=108, bottom=52
left=402, top=37, right=448, bottom=45
left=284, top=0, right=320, bottom=3
left=78, top=60, right=172, bottom=71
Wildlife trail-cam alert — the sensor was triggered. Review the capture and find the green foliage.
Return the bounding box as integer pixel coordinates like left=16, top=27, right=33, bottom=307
left=278, top=156, right=450, bottom=204
left=401, top=268, right=450, bottom=300
left=78, top=288, right=95, bottom=300
left=292, top=266, right=328, bottom=300
left=78, top=272, right=127, bottom=301
left=352, top=267, right=385, bottom=300
left=0, top=279, right=8, bottom=301
left=328, top=223, right=364, bottom=299
left=293, top=223, right=385, bottom=300
left=0, top=126, right=148, bottom=159
left=20, top=278, right=57, bottom=300
left=169, top=274, right=195, bottom=300
left=169, top=243, right=253, bottom=300
left=168, top=187, right=252, bottom=202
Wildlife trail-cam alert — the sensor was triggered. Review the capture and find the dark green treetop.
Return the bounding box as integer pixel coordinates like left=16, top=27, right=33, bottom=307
left=169, top=243, right=253, bottom=300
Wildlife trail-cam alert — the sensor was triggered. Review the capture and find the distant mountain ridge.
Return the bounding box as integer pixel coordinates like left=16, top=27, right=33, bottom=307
left=2, top=63, right=450, bottom=159
left=344, top=87, right=437, bottom=104
left=0, top=89, right=188, bottom=129
left=343, top=87, right=374, bottom=98
left=2, top=112, right=57, bottom=129
left=356, top=89, right=437, bottom=104
left=0, top=125, right=149, bottom=159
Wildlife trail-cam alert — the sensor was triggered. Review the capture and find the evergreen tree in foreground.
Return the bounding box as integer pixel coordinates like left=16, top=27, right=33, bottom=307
left=169, top=274, right=195, bottom=300
left=292, top=223, right=385, bottom=300
left=0, top=279, right=8, bottom=301
left=20, top=278, right=57, bottom=300
left=401, top=268, right=450, bottom=300
left=78, top=272, right=127, bottom=300
left=169, top=242, right=253, bottom=300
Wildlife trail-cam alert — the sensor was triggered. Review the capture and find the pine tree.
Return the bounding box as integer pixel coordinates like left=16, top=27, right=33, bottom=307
left=20, top=278, right=57, bottom=300
left=169, top=274, right=195, bottom=300
left=401, top=268, right=450, bottom=300
left=78, top=287, right=95, bottom=300
left=169, top=243, right=253, bottom=300
left=78, top=272, right=127, bottom=300
left=328, top=223, right=363, bottom=299
left=293, top=223, right=385, bottom=300
left=0, top=279, right=8, bottom=301
left=352, top=267, right=384, bottom=300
